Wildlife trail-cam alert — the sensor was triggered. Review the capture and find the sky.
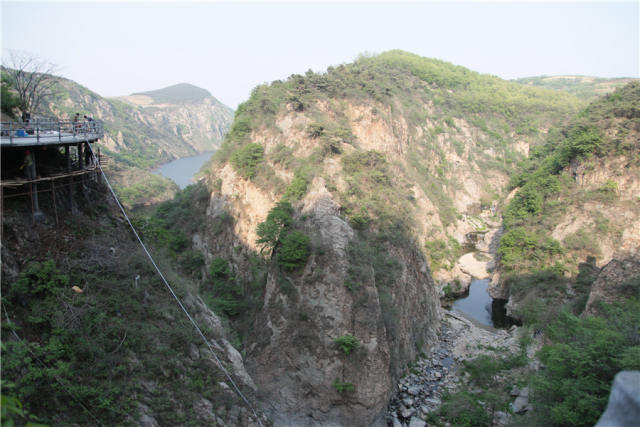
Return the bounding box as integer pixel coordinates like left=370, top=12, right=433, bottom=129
left=2, top=1, right=639, bottom=110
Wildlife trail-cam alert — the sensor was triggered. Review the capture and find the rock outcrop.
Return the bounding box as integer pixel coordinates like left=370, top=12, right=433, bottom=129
left=583, top=256, right=640, bottom=316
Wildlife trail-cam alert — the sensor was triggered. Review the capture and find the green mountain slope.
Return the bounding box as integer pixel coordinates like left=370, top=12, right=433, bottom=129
left=208, top=49, right=588, bottom=276
left=493, top=81, right=640, bottom=427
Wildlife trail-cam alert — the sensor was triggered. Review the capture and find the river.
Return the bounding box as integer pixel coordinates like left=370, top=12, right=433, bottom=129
left=153, top=151, right=215, bottom=189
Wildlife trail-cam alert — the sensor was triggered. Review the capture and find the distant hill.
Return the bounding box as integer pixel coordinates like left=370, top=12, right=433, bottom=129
left=511, top=75, right=639, bottom=101
left=39, top=79, right=234, bottom=207
left=132, top=83, right=214, bottom=105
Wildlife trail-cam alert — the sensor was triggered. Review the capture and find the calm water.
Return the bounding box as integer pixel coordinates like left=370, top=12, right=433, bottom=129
left=153, top=151, right=215, bottom=189
left=445, top=278, right=515, bottom=329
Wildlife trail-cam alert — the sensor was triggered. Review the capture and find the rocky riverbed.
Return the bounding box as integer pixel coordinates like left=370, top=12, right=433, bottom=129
left=386, top=311, right=540, bottom=427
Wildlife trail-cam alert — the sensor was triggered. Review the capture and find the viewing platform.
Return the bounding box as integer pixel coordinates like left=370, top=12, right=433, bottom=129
left=1, top=119, right=104, bottom=148
left=1, top=117, right=107, bottom=227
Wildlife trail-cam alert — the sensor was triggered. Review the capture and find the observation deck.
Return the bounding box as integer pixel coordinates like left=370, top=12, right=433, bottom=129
left=1, top=118, right=106, bottom=226
left=1, top=119, right=104, bottom=148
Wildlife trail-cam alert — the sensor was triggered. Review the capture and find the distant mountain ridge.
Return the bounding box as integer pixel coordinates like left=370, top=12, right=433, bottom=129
left=511, top=75, right=639, bottom=101
left=131, top=83, right=215, bottom=105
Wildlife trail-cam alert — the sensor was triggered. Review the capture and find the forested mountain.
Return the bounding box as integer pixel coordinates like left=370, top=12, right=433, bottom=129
left=203, top=50, right=587, bottom=290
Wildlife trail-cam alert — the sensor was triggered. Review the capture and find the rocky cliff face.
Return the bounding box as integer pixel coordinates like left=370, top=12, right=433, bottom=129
left=583, top=256, right=640, bottom=316
left=196, top=167, right=441, bottom=426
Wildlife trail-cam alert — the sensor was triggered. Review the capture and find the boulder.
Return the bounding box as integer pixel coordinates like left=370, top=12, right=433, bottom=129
left=407, top=386, right=422, bottom=396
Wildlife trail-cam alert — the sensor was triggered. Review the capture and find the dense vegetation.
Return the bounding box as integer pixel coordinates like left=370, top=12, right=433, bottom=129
left=1, top=74, right=21, bottom=117
left=1, top=184, right=258, bottom=426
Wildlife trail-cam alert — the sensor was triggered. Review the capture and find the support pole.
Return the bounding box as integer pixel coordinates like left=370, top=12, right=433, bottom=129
left=51, top=179, right=59, bottom=227
left=66, top=146, right=74, bottom=212
left=30, top=151, right=44, bottom=222
left=78, top=142, right=86, bottom=198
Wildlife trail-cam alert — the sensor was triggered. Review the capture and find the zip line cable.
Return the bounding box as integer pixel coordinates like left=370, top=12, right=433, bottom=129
left=2, top=302, right=106, bottom=427
left=84, top=144, right=265, bottom=427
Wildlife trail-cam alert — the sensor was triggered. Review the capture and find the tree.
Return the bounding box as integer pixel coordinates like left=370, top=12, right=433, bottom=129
left=1, top=76, right=21, bottom=117
left=1, top=50, right=64, bottom=121
left=276, top=231, right=311, bottom=271
left=255, top=201, right=294, bottom=254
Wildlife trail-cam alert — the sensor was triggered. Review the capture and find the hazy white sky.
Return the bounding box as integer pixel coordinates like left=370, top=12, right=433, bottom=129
left=2, top=1, right=639, bottom=109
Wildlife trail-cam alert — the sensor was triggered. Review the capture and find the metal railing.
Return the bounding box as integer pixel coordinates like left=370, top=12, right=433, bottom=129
left=0, top=118, right=104, bottom=145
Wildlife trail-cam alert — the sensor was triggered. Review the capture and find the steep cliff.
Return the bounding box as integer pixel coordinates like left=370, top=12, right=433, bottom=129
left=494, top=81, right=640, bottom=316
left=194, top=51, right=587, bottom=425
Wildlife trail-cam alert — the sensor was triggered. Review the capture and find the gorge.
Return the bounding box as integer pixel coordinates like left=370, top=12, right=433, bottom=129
left=2, top=51, right=639, bottom=427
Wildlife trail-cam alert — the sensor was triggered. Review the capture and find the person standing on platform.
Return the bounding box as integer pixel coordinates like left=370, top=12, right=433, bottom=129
left=84, top=115, right=95, bottom=132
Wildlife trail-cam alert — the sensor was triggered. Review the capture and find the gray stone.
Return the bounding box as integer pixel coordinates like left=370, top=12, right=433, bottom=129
left=424, top=398, right=441, bottom=406
left=513, top=395, right=529, bottom=412
left=407, top=386, right=422, bottom=396
left=403, top=398, right=414, bottom=407
left=392, top=416, right=403, bottom=427
left=519, top=387, right=529, bottom=398
left=510, top=385, right=520, bottom=396
left=189, top=343, right=200, bottom=361
left=400, top=408, right=412, bottom=418
left=595, top=371, right=640, bottom=427
left=409, top=418, right=426, bottom=427
left=493, top=411, right=512, bottom=426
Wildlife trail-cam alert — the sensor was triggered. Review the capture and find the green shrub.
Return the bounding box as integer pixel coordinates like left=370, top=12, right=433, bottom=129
left=209, top=257, right=230, bottom=279
left=178, top=251, right=205, bottom=275
left=283, top=174, right=308, bottom=201
left=333, top=377, right=355, bottom=393
left=440, top=391, right=491, bottom=427
left=532, top=304, right=640, bottom=427
left=276, top=231, right=311, bottom=271
left=444, top=116, right=455, bottom=127
left=255, top=201, right=294, bottom=253
left=231, top=143, right=264, bottom=179
left=334, top=334, right=361, bottom=355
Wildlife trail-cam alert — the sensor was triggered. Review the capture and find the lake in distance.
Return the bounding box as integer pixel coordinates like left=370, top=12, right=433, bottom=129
left=153, top=151, right=215, bottom=189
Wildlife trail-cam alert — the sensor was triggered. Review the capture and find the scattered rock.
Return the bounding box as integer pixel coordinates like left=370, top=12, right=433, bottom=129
left=407, top=386, right=421, bottom=396
left=409, top=418, right=427, bottom=427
